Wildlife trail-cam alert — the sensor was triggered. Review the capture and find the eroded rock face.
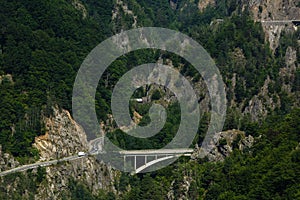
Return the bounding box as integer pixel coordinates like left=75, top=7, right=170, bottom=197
left=243, top=0, right=300, bottom=51
left=34, top=107, right=116, bottom=199
left=242, top=44, right=298, bottom=121
left=167, top=130, right=254, bottom=200
left=192, top=129, right=254, bottom=162
left=112, top=0, right=137, bottom=29
left=0, top=74, right=13, bottom=84
left=34, top=107, right=88, bottom=161
left=196, top=0, right=300, bottom=51
left=280, top=46, right=298, bottom=93
left=169, top=0, right=178, bottom=10
left=246, top=0, right=300, bottom=22
left=264, top=25, right=286, bottom=52
left=71, top=0, right=87, bottom=19
left=167, top=176, right=193, bottom=200
left=0, top=145, right=19, bottom=173
left=197, top=0, right=215, bottom=11
left=244, top=76, right=281, bottom=121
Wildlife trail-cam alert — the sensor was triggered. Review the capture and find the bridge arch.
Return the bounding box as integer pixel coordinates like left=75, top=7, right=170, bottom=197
left=134, top=155, right=176, bottom=174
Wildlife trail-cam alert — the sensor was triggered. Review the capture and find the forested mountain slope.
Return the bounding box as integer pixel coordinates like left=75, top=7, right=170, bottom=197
left=0, top=0, right=299, bottom=199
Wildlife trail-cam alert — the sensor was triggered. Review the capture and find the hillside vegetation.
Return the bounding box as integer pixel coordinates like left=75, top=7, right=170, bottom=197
left=0, top=0, right=299, bottom=199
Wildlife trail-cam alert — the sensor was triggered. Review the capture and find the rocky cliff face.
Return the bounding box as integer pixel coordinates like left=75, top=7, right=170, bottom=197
left=245, top=0, right=300, bottom=22
left=167, top=129, right=254, bottom=200
left=198, top=0, right=215, bottom=11
left=192, top=129, right=254, bottom=162
left=167, top=175, right=193, bottom=200
left=33, top=107, right=116, bottom=199
left=245, top=0, right=300, bottom=51
left=34, top=107, right=89, bottom=161
left=244, top=76, right=280, bottom=121
left=164, top=1, right=299, bottom=122
left=244, top=45, right=299, bottom=121
left=0, top=74, right=13, bottom=85
left=197, top=0, right=300, bottom=51
left=71, top=0, right=87, bottom=19
left=0, top=145, right=19, bottom=173
left=280, top=46, right=298, bottom=93
left=112, top=0, right=138, bottom=30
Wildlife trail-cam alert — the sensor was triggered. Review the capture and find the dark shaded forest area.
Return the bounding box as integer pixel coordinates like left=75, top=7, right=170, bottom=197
left=0, top=0, right=300, bottom=199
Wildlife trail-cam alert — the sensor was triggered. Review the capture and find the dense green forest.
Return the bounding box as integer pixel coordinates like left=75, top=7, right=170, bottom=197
left=119, top=109, right=300, bottom=199
left=45, top=108, right=300, bottom=199
left=0, top=0, right=106, bottom=159
left=119, top=108, right=300, bottom=199
left=1, top=0, right=298, bottom=159
left=0, top=0, right=300, bottom=199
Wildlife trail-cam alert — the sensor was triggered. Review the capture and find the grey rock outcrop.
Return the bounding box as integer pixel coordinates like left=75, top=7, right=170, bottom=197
left=196, top=0, right=300, bottom=51
left=197, top=0, right=215, bottom=12
left=0, top=145, right=19, bottom=173
left=0, top=74, right=13, bottom=84
left=167, top=176, right=193, bottom=200
left=192, top=129, right=254, bottom=162
left=244, top=76, right=280, bottom=121
left=34, top=106, right=116, bottom=199
left=71, top=0, right=87, bottom=19
left=244, top=0, right=300, bottom=51
left=280, top=46, right=298, bottom=93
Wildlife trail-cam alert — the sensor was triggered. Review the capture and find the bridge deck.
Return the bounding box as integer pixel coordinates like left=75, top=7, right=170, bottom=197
left=119, top=148, right=194, bottom=155
left=261, top=20, right=300, bottom=26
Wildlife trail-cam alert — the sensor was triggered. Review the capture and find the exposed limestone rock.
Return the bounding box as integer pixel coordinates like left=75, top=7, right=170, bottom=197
left=280, top=46, right=298, bottom=92
left=0, top=74, right=13, bottom=84
left=132, top=111, right=142, bottom=124
left=0, top=145, right=20, bottom=172
left=285, top=46, right=298, bottom=68
left=244, top=0, right=300, bottom=51
left=246, top=0, right=300, bottom=22
left=167, top=175, right=193, bottom=200
left=198, top=0, right=215, bottom=12
left=167, top=180, right=176, bottom=200
left=241, top=44, right=298, bottom=121
left=169, top=0, right=178, bottom=10
left=34, top=107, right=89, bottom=161
left=0, top=146, right=31, bottom=199
left=264, top=25, right=286, bottom=52
left=33, top=107, right=116, bottom=199
left=112, top=0, right=137, bottom=29
left=100, top=114, right=117, bottom=134
left=244, top=76, right=280, bottom=121
left=169, top=130, right=254, bottom=199
left=71, top=0, right=87, bottom=19
left=197, top=0, right=300, bottom=51
left=192, top=129, right=254, bottom=161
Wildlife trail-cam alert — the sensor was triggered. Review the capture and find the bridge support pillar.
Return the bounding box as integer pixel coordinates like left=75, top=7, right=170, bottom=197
left=123, top=156, right=126, bottom=171
left=134, top=156, right=136, bottom=170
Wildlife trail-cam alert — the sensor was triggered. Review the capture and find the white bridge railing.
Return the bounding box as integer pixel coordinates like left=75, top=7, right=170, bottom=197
left=261, top=20, right=300, bottom=26
left=119, top=148, right=194, bottom=174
